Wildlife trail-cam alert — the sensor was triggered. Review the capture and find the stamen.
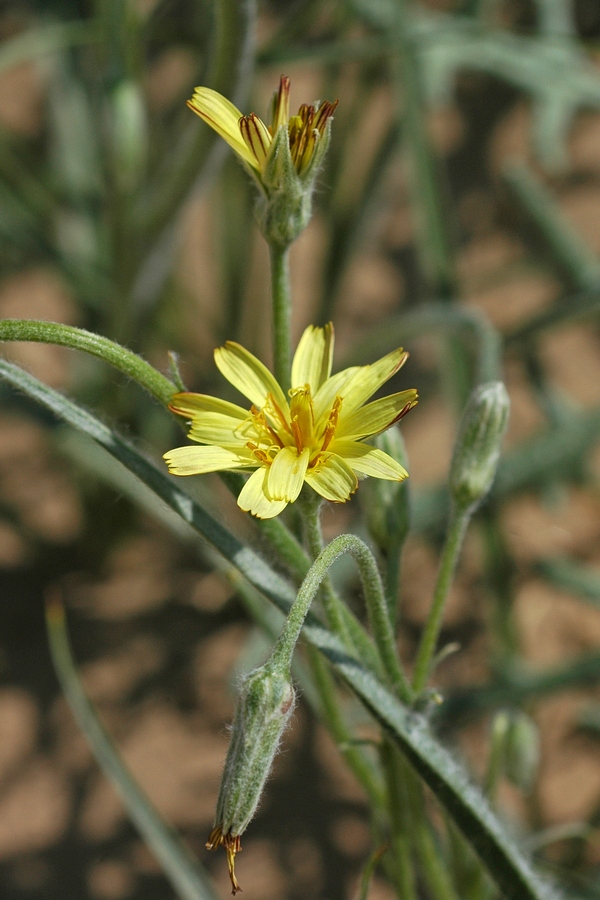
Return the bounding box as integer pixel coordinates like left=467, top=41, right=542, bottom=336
left=313, top=99, right=338, bottom=133
left=246, top=441, right=271, bottom=465
left=265, top=393, right=290, bottom=434
left=250, top=407, right=283, bottom=447
left=321, top=396, right=342, bottom=451
left=291, top=105, right=314, bottom=167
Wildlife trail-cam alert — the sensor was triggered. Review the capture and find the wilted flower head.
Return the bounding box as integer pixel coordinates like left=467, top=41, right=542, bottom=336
left=164, top=323, right=417, bottom=519
left=206, top=663, right=296, bottom=894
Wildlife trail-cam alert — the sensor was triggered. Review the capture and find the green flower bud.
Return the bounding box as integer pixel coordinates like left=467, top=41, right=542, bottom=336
left=364, top=425, right=410, bottom=553
left=255, top=125, right=313, bottom=247
left=486, top=710, right=539, bottom=799
left=504, top=711, right=540, bottom=792
left=110, top=80, right=147, bottom=192
left=206, top=662, right=296, bottom=893
left=449, top=381, right=510, bottom=512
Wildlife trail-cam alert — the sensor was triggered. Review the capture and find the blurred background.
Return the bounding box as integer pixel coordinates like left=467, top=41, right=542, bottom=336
left=0, top=0, right=600, bottom=897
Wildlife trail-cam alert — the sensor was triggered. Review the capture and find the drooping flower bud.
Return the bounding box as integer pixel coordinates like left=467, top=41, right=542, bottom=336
left=206, top=662, right=296, bottom=893
left=449, top=381, right=510, bottom=513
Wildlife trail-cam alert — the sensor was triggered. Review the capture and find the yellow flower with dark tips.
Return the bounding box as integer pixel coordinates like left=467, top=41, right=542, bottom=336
left=164, top=324, right=418, bottom=519
left=187, top=75, right=338, bottom=189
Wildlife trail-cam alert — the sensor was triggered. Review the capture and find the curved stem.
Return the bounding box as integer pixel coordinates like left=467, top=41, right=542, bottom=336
left=412, top=508, right=471, bottom=694
left=300, top=494, right=386, bottom=676
left=271, top=533, right=411, bottom=705
left=0, top=319, right=176, bottom=407
left=269, top=242, right=292, bottom=392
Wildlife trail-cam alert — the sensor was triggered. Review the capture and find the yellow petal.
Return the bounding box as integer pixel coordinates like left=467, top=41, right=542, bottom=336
left=240, top=113, right=272, bottom=168
left=336, top=389, right=418, bottom=440
left=313, top=366, right=361, bottom=422
left=169, top=392, right=248, bottom=421
left=336, top=348, right=408, bottom=415
left=163, top=445, right=253, bottom=475
left=187, top=87, right=258, bottom=169
left=215, top=341, right=288, bottom=413
left=188, top=412, right=250, bottom=445
left=305, top=453, right=358, bottom=502
left=237, top=467, right=288, bottom=518
left=291, top=323, right=334, bottom=393
left=332, top=441, right=408, bottom=481
left=267, top=446, right=310, bottom=501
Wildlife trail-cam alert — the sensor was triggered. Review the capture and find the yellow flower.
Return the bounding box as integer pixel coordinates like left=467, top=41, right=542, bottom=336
left=187, top=75, right=337, bottom=188
left=164, top=324, right=418, bottom=519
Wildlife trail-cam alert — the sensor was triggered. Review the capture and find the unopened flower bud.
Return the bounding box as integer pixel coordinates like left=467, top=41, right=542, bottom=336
left=364, top=425, right=410, bottom=553
left=504, top=711, right=540, bottom=792
left=110, top=80, right=147, bottom=192
left=449, top=381, right=510, bottom=512
left=256, top=125, right=312, bottom=247
left=207, top=663, right=296, bottom=893
left=486, top=710, right=539, bottom=799
left=256, top=112, right=334, bottom=247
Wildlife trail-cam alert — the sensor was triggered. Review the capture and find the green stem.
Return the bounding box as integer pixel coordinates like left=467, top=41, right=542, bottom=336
left=0, top=319, right=176, bottom=407
left=301, top=492, right=355, bottom=649
left=379, top=739, right=418, bottom=900
left=300, top=498, right=385, bottom=677
left=412, top=508, right=471, bottom=693
left=45, top=597, right=218, bottom=900
left=269, top=242, right=292, bottom=392
left=273, top=534, right=362, bottom=666
left=405, top=771, right=460, bottom=900
left=271, top=533, right=410, bottom=692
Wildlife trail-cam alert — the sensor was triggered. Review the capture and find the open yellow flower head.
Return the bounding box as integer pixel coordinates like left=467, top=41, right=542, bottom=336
left=164, top=324, right=418, bottom=520
left=187, top=75, right=337, bottom=189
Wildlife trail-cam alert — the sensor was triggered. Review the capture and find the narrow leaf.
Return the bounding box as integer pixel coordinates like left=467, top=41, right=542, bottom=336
left=46, top=597, right=219, bottom=900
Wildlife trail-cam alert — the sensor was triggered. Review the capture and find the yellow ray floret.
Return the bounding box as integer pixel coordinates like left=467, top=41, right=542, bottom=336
left=164, top=323, right=417, bottom=519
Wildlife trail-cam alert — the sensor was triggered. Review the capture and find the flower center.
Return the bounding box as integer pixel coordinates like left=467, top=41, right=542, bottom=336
left=241, top=386, right=343, bottom=469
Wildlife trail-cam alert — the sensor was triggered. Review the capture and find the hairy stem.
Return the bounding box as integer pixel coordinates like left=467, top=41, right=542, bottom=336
left=269, top=242, right=292, bottom=392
